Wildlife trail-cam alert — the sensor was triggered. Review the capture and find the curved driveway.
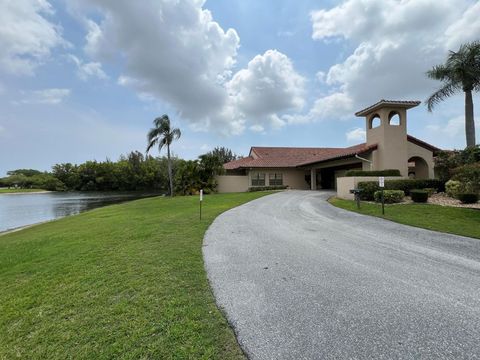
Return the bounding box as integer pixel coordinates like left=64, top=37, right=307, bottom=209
left=203, top=191, right=480, bottom=359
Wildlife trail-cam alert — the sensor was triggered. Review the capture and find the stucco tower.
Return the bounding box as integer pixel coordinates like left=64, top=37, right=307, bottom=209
left=355, top=100, right=421, bottom=177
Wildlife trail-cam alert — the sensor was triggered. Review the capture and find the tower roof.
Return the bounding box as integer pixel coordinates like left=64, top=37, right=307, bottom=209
left=355, top=99, right=421, bottom=117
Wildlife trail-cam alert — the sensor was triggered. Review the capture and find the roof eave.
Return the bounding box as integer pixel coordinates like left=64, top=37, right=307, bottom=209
left=355, top=100, right=421, bottom=117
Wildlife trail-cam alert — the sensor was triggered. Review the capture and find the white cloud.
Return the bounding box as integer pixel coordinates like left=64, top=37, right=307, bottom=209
left=71, top=1, right=304, bottom=135
left=346, top=127, right=366, bottom=143
left=249, top=124, right=265, bottom=133
left=309, top=92, right=353, bottom=119
left=425, top=115, right=480, bottom=149
left=225, top=50, right=305, bottom=130
left=68, top=54, right=107, bottom=81
left=200, top=144, right=211, bottom=152
left=309, top=0, right=480, bottom=119
left=18, top=88, right=71, bottom=105
left=0, top=0, right=65, bottom=75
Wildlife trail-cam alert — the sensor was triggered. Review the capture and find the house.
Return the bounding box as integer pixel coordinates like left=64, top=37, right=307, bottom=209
left=217, top=100, right=441, bottom=193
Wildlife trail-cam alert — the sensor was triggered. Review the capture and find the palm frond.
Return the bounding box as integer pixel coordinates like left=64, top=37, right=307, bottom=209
left=146, top=137, right=158, bottom=154
left=426, top=65, right=451, bottom=81
left=171, top=128, right=181, bottom=140
left=425, top=82, right=458, bottom=111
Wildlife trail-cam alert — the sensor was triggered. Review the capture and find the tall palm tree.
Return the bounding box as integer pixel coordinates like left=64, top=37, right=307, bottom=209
left=426, top=40, right=480, bottom=148
left=146, top=115, right=181, bottom=196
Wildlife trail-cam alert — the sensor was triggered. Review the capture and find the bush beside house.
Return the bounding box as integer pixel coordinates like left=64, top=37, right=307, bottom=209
left=358, top=179, right=445, bottom=201
left=410, top=190, right=429, bottom=203
left=374, top=190, right=405, bottom=203
left=345, top=169, right=401, bottom=177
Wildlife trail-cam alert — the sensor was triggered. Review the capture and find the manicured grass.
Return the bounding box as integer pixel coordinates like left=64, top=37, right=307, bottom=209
left=329, top=197, right=480, bottom=239
left=0, top=188, right=47, bottom=193
left=0, top=192, right=273, bottom=359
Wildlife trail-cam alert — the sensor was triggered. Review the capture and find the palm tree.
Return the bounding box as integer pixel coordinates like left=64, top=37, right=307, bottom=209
left=426, top=40, right=480, bottom=148
left=146, top=115, right=181, bottom=196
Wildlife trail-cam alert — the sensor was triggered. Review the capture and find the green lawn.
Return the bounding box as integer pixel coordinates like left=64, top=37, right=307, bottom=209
left=329, top=197, right=480, bottom=239
left=0, top=188, right=47, bottom=194
left=0, top=192, right=273, bottom=359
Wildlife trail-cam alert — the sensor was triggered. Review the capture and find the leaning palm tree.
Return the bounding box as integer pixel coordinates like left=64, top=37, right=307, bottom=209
left=426, top=41, right=480, bottom=148
left=146, top=115, right=181, bottom=196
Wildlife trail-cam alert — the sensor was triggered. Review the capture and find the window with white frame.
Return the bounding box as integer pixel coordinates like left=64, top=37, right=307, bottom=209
left=251, top=172, right=265, bottom=186
left=269, top=173, right=283, bottom=186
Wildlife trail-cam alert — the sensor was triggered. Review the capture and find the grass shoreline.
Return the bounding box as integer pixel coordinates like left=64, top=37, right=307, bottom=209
left=0, top=188, right=50, bottom=194
left=0, top=192, right=273, bottom=359
left=329, top=197, right=480, bottom=239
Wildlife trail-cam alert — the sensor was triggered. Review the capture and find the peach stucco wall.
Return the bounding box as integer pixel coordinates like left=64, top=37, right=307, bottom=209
left=216, top=175, right=249, bottom=193
left=216, top=168, right=310, bottom=193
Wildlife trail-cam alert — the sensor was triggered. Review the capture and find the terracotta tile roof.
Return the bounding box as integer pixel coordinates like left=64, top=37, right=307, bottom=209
left=224, top=143, right=377, bottom=170
left=355, top=99, right=421, bottom=116
left=297, top=143, right=378, bottom=166
left=223, top=134, right=441, bottom=170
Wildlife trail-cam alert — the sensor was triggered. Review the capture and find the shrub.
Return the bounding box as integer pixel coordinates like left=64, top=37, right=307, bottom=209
left=248, top=185, right=287, bottom=192
left=357, top=182, right=380, bottom=200
left=410, top=189, right=429, bottom=203
left=457, top=193, right=479, bottom=204
left=374, top=190, right=404, bottom=203
left=445, top=180, right=463, bottom=198
left=451, top=162, right=480, bottom=194
left=344, top=169, right=401, bottom=177
left=358, top=179, right=445, bottom=200
left=423, top=188, right=436, bottom=196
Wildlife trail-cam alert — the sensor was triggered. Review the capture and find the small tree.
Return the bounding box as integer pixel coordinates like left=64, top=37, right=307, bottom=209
left=146, top=115, right=181, bottom=196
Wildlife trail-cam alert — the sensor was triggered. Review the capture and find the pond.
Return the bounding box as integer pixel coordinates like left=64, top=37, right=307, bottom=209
left=0, top=192, right=160, bottom=233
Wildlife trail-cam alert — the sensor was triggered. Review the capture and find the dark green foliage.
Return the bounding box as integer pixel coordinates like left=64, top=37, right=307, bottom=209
left=0, top=172, right=65, bottom=191
left=435, top=146, right=480, bottom=182
left=358, top=179, right=445, bottom=200
left=344, top=169, right=401, bottom=177
left=206, top=146, right=240, bottom=164
left=175, top=154, right=225, bottom=195
left=374, top=190, right=405, bottom=203
left=457, top=193, right=479, bottom=204
left=248, top=185, right=288, bottom=192
left=410, top=190, right=429, bottom=203
left=358, top=182, right=381, bottom=200
left=6, top=169, right=42, bottom=177
left=451, top=162, right=480, bottom=194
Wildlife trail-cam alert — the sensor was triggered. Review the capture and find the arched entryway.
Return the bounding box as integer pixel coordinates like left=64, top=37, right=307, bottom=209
left=408, top=156, right=429, bottom=179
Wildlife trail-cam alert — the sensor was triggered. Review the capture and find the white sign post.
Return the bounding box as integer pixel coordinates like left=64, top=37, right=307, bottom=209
left=199, top=189, right=203, bottom=220
left=378, top=177, right=385, bottom=215
left=378, top=176, right=385, bottom=188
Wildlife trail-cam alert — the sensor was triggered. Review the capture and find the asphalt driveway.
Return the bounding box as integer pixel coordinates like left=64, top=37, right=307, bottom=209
left=203, top=191, right=480, bottom=359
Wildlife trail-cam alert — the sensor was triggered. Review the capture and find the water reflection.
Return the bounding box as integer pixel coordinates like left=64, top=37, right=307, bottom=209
left=0, top=192, right=159, bottom=232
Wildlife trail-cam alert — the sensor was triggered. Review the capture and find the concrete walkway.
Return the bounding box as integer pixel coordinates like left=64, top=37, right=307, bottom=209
left=203, top=191, right=480, bottom=359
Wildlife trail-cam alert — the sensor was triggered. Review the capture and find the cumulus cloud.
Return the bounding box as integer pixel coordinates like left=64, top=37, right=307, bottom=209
left=18, top=88, right=71, bottom=105
left=309, top=0, right=480, bottom=119
left=0, top=0, right=65, bottom=75
left=225, top=50, right=305, bottom=129
left=346, top=127, right=366, bottom=143
left=70, top=0, right=304, bottom=135
left=68, top=54, right=107, bottom=81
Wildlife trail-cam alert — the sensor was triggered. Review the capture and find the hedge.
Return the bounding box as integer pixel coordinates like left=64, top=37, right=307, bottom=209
left=248, top=185, right=288, bottom=192
left=358, top=179, right=445, bottom=200
left=373, top=190, right=405, bottom=203
left=410, top=189, right=429, bottom=203
left=457, top=193, right=479, bottom=204
left=344, top=169, right=401, bottom=177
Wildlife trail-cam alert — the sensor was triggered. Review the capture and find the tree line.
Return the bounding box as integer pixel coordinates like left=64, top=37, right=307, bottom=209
left=0, top=147, right=239, bottom=194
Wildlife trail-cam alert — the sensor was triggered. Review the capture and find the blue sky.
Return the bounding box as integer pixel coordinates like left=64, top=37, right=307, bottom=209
left=0, top=0, right=479, bottom=175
